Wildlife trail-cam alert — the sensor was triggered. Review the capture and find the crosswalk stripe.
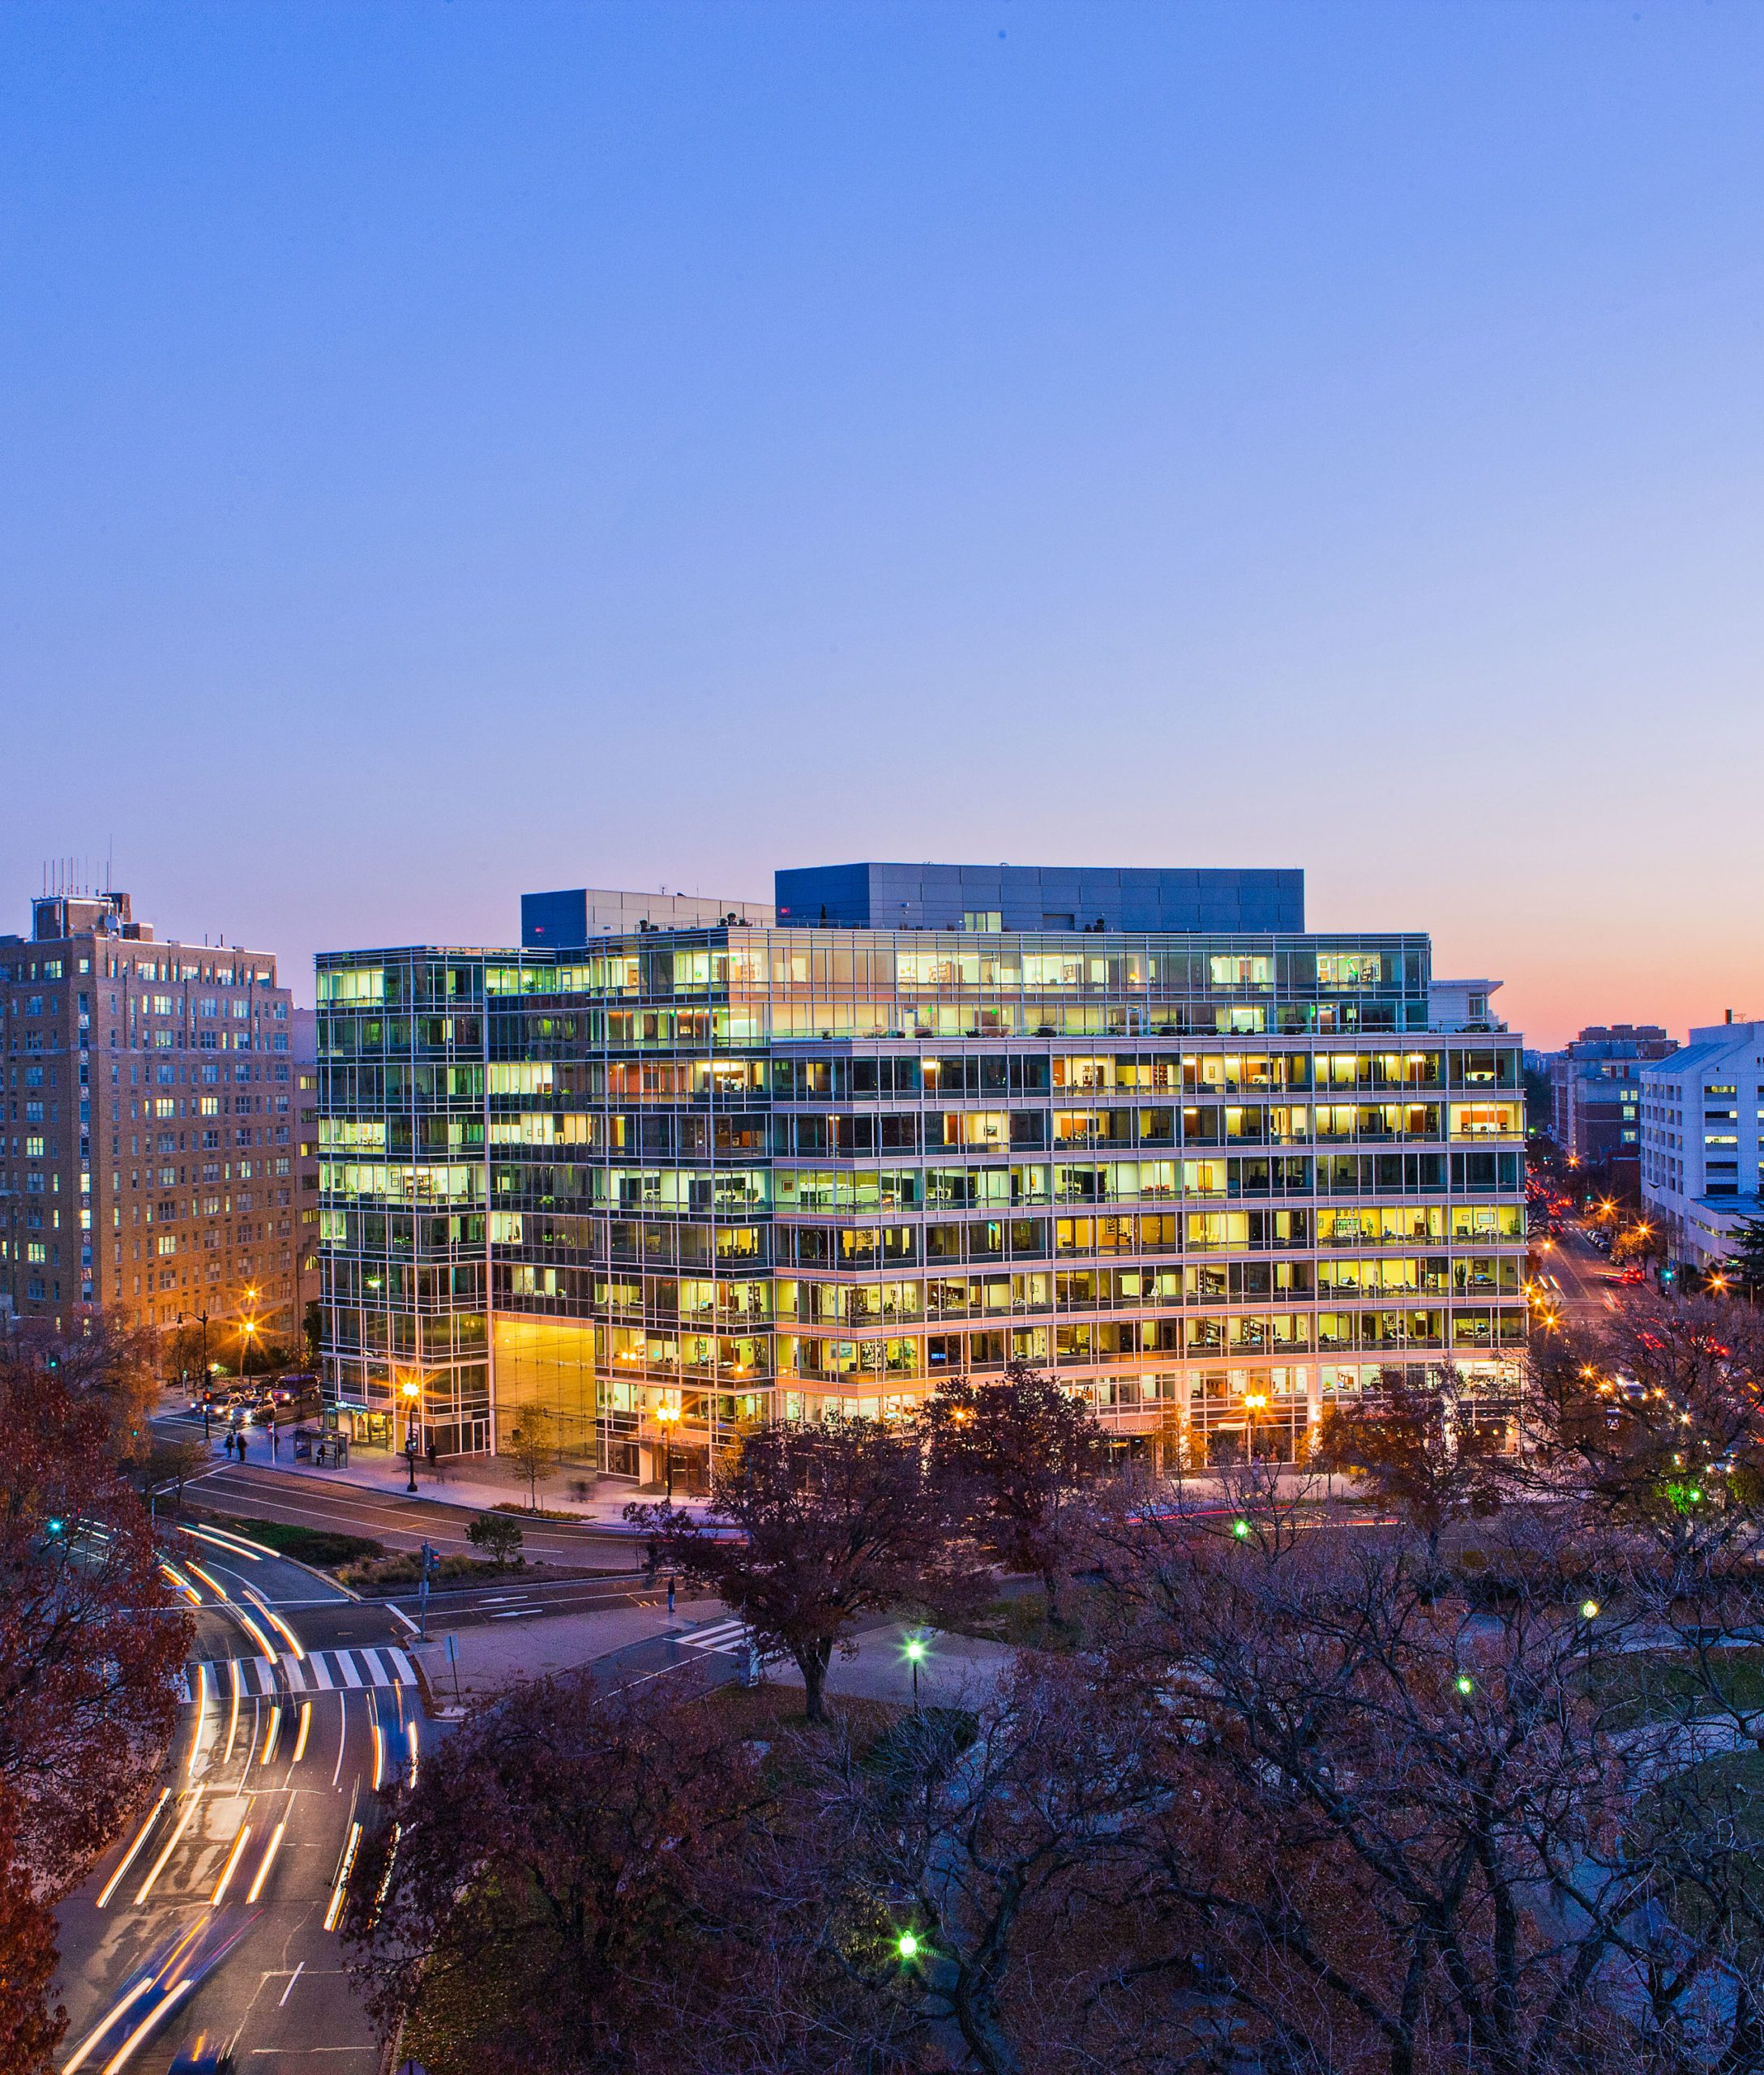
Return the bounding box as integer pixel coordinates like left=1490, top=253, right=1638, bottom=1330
left=683, top=1618, right=751, bottom=1653
left=191, top=1648, right=411, bottom=1697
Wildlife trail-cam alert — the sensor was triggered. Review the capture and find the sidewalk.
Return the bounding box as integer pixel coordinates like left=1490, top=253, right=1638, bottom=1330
left=770, top=1620, right=1015, bottom=1710
left=168, top=1393, right=712, bottom=1530
left=406, top=1602, right=1012, bottom=1713
left=409, top=1594, right=723, bottom=1704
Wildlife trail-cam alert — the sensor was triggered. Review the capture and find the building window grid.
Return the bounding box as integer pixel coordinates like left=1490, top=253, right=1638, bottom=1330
left=315, top=937, right=1525, bottom=1468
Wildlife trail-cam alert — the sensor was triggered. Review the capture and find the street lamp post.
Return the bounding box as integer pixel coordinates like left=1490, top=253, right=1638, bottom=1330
left=401, top=1377, right=421, bottom=1494
left=655, top=1401, right=679, bottom=1501
left=1243, top=1389, right=1267, bottom=1462
left=905, top=1634, right=927, bottom=1710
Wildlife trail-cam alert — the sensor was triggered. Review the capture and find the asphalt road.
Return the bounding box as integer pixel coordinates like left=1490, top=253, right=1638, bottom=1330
left=1537, top=1226, right=1622, bottom=1326
left=54, top=1522, right=416, bottom=2074
left=153, top=1418, right=643, bottom=1570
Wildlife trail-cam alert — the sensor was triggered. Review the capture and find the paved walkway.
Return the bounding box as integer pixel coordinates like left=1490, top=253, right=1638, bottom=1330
left=167, top=1392, right=711, bottom=1528
left=404, top=1597, right=1014, bottom=1713
left=409, top=1595, right=724, bottom=1703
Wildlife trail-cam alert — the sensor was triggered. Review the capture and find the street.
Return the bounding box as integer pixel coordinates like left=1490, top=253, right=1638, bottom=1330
left=54, top=1525, right=414, bottom=2075
left=155, top=1421, right=644, bottom=1569
left=1535, top=1223, right=1622, bottom=1328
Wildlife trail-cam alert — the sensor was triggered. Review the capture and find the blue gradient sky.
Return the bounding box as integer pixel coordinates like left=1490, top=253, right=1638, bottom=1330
left=4, top=2, right=1762, bottom=1045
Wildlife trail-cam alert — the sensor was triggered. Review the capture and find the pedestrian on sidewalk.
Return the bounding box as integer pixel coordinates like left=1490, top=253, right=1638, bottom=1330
left=426, top=1437, right=438, bottom=1474
left=667, top=1574, right=676, bottom=1619
left=224, top=1429, right=236, bottom=1461
left=238, top=1429, right=249, bottom=1463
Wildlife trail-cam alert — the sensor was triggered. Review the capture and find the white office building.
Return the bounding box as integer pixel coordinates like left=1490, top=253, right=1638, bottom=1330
left=1638, top=1018, right=1764, bottom=1270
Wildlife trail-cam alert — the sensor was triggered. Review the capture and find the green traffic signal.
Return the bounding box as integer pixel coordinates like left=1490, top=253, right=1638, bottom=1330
left=1231, top=1519, right=1251, bottom=1540
left=897, top=1931, right=920, bottom=1961
left=45, top=1517, right=65, bottom=1537
left=1455, top=1674, right=1475, bottom=1696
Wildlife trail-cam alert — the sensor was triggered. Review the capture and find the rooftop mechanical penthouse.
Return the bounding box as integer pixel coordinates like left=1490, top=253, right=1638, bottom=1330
left=315, top=863, right=1526, bottom=1482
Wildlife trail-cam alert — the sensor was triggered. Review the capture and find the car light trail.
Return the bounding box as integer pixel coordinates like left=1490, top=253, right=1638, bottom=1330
left=185, top=1558, right=229, bottom=1598
left=101, top=1975, right=193, bottom=2073
left=96, top=1790, right=170, bottom=1909
left=323, top=1820, right=363, bottom=1932
left=260, top=1703, right=282, bottom=1765
left=406, top=1719, right=419, bottom=1789
left=246, top=1816, right=287, bottom=1903
left=61, top=1974, right=156, bottom=2072
left=175, top=1520, right=268, bottom=1561
left=370, top=1715, right=384, bottom=1790
left=246, top=1587, right=306, bottom=1660
left=134, top=1785, right=203, bottom=1905
left=292, top=1699, right=313, bottom=1762
left=221, top=1659, right=242, bottom=1765
left=186, top=1666, right=209, bottom=1779
left=235, top=1609, right=278, bottom=1660
left=159, top=1562, right=202, bottom=1607
left=209, top=1819, right=253, bottom=1906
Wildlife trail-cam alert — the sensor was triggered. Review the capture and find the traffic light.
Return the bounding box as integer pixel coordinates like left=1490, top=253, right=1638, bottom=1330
left=896, top=1931, right=920, bottom=1962
left=45, top=1517, right=66, bottom=1540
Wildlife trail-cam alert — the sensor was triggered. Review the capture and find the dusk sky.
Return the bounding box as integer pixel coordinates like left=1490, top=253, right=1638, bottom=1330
left=4, top=2, right=1762, bottom=1046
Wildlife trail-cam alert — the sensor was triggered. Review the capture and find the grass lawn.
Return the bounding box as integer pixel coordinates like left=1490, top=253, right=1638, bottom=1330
left=694, top=1679, right=903, bottom=1759
left=1633, top=1747, right=1764, bottom=1947
left=1586, top=1647, right=1764, bottom=1729
left=947, top=1577, right=1111, bottom=1654
left=194, top=1510, right=385, bottom=1568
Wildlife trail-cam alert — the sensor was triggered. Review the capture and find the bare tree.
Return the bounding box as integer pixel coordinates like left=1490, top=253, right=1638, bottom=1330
left=1090, top=1495, right=1764, bottom=2075
left=1516, top=1295, right=1764, bottom=1585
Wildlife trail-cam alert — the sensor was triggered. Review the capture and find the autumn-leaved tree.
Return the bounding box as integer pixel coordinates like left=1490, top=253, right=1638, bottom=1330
left=0, top=1333, right=191, bottom=2073
left=920, top=1361, right=1107, bottom=1621
left=628, top=1418, right=972, bottom=1722
left=1311, top=1363, right=1505, bottom=1581
left=345, top=1668, right=766, bottom=2075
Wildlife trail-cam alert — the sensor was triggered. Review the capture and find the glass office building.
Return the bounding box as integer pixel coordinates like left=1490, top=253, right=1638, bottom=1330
left=315, top=865, right=1526, bottom=1478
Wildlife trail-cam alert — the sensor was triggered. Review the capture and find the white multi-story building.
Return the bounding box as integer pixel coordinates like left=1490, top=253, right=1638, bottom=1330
left=1639, top=1017, right=1764, bottom=1270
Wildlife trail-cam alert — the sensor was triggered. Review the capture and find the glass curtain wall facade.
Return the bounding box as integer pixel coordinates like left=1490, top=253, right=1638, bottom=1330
left=315, top=926, right=1526, bottom=1472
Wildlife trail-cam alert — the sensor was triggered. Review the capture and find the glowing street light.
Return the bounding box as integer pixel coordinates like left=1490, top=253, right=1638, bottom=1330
left=400, top=1376, right=422, bottom=1492
left=904, top=1633, right=927, bottom=1709
left=1455, top=1674, right=1475, bottom=1697
left=655, top=1401, right=680, bottom=1501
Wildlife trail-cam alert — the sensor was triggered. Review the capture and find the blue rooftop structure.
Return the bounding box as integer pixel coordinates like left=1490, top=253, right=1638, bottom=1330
left=773, top=862, right=1304, bottom=934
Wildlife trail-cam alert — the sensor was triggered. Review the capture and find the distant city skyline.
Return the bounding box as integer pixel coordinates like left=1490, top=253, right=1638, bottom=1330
left=5, top=3, right=1761, bottom=1052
